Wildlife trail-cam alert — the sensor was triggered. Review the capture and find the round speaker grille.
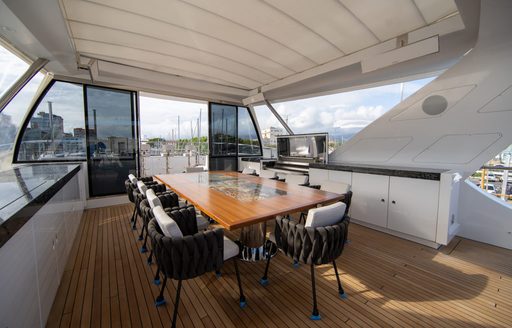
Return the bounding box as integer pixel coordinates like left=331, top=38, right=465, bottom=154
left=422, top=95, right=448, bottom=116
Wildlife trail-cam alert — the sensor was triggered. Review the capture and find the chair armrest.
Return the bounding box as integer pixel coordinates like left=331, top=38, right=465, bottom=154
left=149, top=184, right=167, bottom=193
left=139, top=176, right=154, bottom=183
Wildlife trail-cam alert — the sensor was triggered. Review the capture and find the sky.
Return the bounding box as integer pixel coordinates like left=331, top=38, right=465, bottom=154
left=255, top=77, right=435, bottom=138
left=139, top=95, right=208, bottom=140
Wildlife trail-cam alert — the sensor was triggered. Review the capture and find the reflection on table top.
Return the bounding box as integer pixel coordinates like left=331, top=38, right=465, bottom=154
left=155, top=171, right=344, bottom=230
left=184, top=172, right=287, bottom=201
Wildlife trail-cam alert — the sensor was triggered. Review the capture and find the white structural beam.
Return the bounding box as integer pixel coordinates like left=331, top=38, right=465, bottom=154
left=0, top=57, right=48, bottom=113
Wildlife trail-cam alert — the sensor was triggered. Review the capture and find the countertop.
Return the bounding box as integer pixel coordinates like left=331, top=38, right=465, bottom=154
left=0, top=163, right=81, bottom=247
left=310, top=162, right=447, bottom=180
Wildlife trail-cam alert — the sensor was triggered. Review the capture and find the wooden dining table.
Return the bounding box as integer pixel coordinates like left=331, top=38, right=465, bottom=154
left=155, top=171, right=344, bottom=260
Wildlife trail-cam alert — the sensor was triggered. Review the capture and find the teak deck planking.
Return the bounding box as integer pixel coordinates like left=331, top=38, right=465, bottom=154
left=47, top=204, right=512, bottom=327
left=155, top=172, right=344, bottom=230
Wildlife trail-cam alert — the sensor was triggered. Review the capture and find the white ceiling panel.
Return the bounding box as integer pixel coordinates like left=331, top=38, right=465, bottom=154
left=339, top=0, right=425, bottom=41
left=70, top=22, right=276, bottom=84
left=263, top=0, right=379, bottom=55
left=183, top=0, right=343, bottom=64
left=76, top=40, right=260, bottom=88
left=83, top=0, right=314, bottom=71
left=58, top=0, right=462, bottom=98
left=64, top=1, right=296, bottom=78
left=413, top=0, right=458, bottom=24
left=87, top=53, right=246, bottom=89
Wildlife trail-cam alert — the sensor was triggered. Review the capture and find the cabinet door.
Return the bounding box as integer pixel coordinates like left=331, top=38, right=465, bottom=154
left=350, top=173, right=390, bottom=227
left=388, top=177, right=439, bottom=241
left=328, top=170, right=352, bottom=184
left=309, top=168, right=328, bottom=185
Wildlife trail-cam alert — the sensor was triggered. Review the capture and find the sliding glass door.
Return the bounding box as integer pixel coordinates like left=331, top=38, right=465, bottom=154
left=208, top=103, right=262, bottom=171
left=85, top=86, right=137, bottom=197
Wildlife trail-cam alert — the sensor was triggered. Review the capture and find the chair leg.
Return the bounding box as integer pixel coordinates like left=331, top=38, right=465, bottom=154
left=130, top=204, right=137, bottom=223
left=332, top=260, right=347, bottom=299
left=132, top=201, right=139, bottom=230
left=155, top=276, right=167, bottom=306
left=138, top=224, right=145, bottom=241
left=171, top=279, right=183, bottom=328
left=233, top=259, right=247, bottom=308
left=259, top=242, right=272, bottom=286
left=310, top=264, right=320, bottom=320
left=153, top=266, right=161, bottom=285
left=140, top=227, right=148, bottom=253
left=147, top=249, right=153, bottom=265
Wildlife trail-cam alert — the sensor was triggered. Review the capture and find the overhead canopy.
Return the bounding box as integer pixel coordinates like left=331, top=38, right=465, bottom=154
left=1, top=0, right=476, bottom=103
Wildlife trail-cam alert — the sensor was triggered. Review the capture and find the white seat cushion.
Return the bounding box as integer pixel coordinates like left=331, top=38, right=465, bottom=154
left=242, top=168, right=256, bottom=175
left=285, top=174, right=309, bottom=185
left=260, top=170, right=277, bottom=179
left=320, top=181, right=351, bottom=194
left=137, top=181, right=148, bottom=196
left=223, top=236, right=239, bottom=260
left=153, top=206, right=183, bottom=238
left=305, top=202, right=346, bottom=228
left=128, top=174, right=137, bottom=184
left=146, top=189, right=162, bottom=209
left=196, top=214, right=209, bottom=231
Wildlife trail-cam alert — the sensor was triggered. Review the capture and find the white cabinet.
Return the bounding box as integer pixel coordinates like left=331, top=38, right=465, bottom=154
left=350, top=173, right=390, bottom=227
left=387, top=177, right=439, bottom=241
left=0, top=168, right=85, bottom=328
left=308, top=166, right=448, bottom=246
left=309, top=168, right=329, bottom=185
left=328, top=170, right=352, bottom=184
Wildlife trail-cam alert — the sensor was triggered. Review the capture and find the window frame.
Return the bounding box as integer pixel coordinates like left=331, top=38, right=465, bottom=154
left=237, top=106, right=263, bottom=157
left=208, top=102, right=263, bottom=160
left=13, top=79, right=139, bottom=165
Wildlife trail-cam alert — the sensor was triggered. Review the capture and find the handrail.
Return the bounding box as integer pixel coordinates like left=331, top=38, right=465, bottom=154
left=0, top=57, right=48, bottom=113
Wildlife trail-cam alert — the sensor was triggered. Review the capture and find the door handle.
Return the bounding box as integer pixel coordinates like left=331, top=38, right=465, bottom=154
left=381, top=199, right=385, bottom=202
left=392, top=200, right=396, bottom=204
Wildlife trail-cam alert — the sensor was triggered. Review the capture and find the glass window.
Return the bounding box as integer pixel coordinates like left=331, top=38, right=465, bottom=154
left=1, top=44, right=45, bottom=170
left=0, top=45, right=29, bottom=98
left=253, top=104, right=289, bottom=158
left=469, top=144, right=512, bottom=203
left=210, top=103, right=237, bottom=156
left=238, top=107, right=261, bottom=156
left=85, top=86, right=136, bottom=197
left=139, top=93, right=208, bottom=175
left=17, top=81, right=86, bottom=161
left=86, top=86, right=134, bottom=159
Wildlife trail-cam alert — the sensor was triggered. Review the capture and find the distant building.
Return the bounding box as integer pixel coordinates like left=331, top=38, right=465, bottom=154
left=30, top=111, right=64, bottom=137
left=73, top=128, right=86, bottom=138
left=261, top=126, right=284, bottom=146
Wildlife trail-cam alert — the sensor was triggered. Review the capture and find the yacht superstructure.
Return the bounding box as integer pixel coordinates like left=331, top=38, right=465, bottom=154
left=0, top=0, right=511, bottom=327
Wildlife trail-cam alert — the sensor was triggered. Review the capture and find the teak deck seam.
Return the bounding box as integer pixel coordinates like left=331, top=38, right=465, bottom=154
left=47, top=204, right=512, bottom=328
